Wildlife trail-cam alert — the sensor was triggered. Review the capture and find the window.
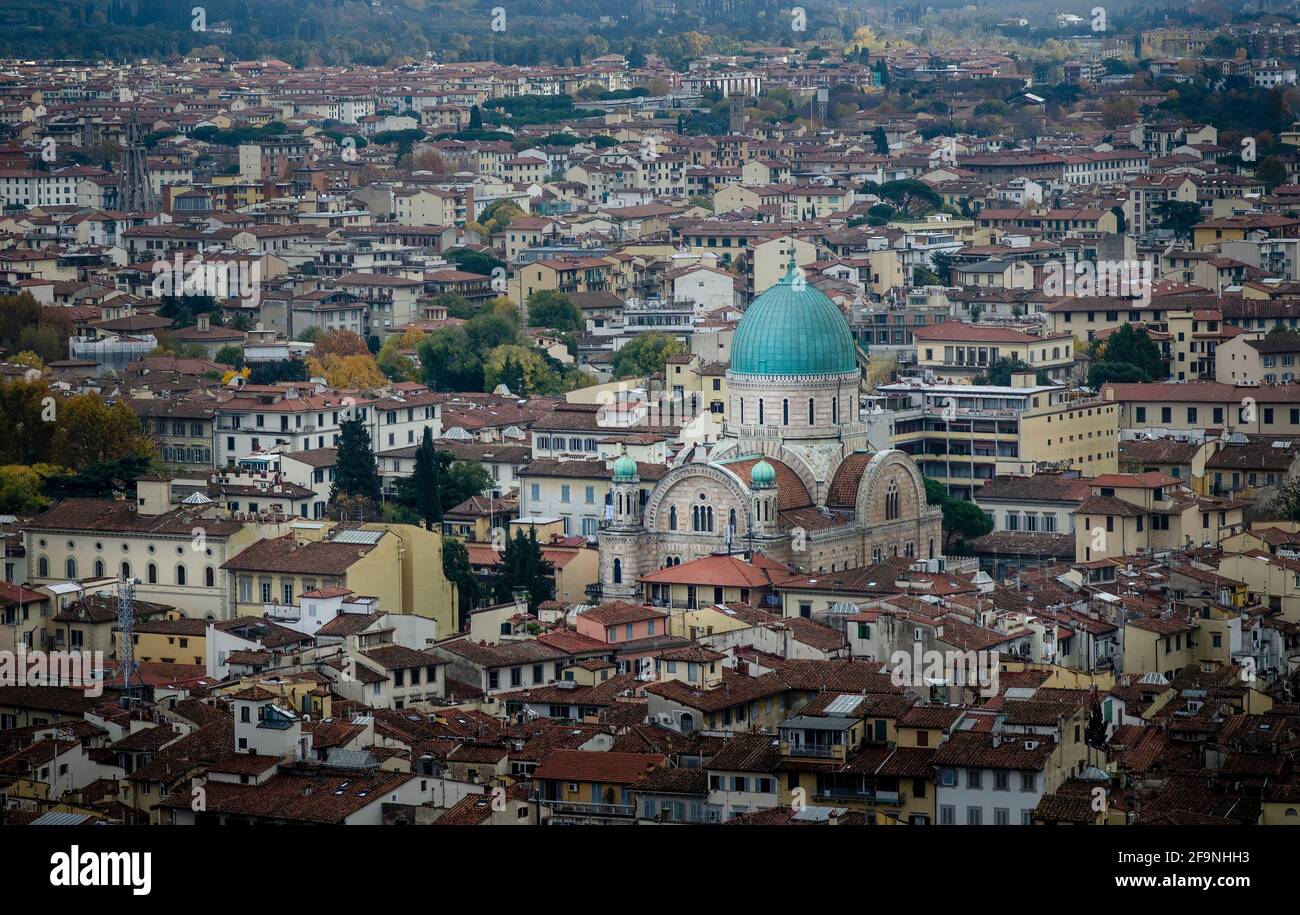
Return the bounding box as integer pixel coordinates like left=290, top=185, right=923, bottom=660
left=966, top=807, right=982, bottom=825
left=1020, top=772, right=1036, bottom=792
left=940, top=805, right=956, bottom=825
left=176, top=565, right=186, bottom=586
left=966, top=769, right=982, bottom=789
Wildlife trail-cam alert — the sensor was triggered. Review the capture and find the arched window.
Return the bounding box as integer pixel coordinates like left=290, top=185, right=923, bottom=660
left=739, top=397, right=744, bottom=423
left=729, top=508, right=737, bottom=533
left=121, top=561, right=131, bottom=580
left=66, top=557, right=77, bottom=579
left=928, top=538, right=935, bottom=560
left=205, top=566, right=215, bottom=588
left=832, top=397, right=839, bottom=424
left=94, top=559, right=105, bottom=578
left=147, top=563, right=158, bottom=584
left=808, top=398, right=815, bottom=424
left=758, top=400, right=764, bottom=425
left=176, top=565, right=187, bottom=586
left=706, top=507, right=714, bottom=532
left=669, top=505, right=677, bottom=530
left=38, top=556, right=48, bottom=577
left=782, top=399, right=789, bottom=425
left=612, top=558, right=622, bottom=584
left=885, top=483, right=900, bottom=521
left=691, top=505, right=700, bottom=531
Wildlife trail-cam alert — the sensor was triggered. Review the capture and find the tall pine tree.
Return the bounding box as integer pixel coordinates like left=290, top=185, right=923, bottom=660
left=493, top=526, right=555, bottom=611
left=411, top=426, right=444, bottom=530
left=331, top=415, right=381, bottom=509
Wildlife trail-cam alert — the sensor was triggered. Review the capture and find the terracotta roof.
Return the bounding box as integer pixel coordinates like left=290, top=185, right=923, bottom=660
left=638, top=553, right=798, bottom=588
left=222, top=535, right=377, bottom=575
left=827, top=451, right=874, bottom=509
left=532, top=749, right=667, bottom=784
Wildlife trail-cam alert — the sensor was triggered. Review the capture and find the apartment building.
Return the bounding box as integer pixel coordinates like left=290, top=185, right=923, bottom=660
left=879, top=380, right=1118, bottom=498
left=909, top=323, right=1075, bottom=383
left=1101, top=381, right=1300, bottom=437
left=1072, top=472, right=1247, bottom=563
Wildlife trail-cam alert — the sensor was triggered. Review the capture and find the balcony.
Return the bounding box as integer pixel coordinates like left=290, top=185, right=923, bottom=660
left=815, top=787, right=902, bottom=806
left=538, top=798, right=636, bottom=824
left=780, top=741, right=848, bottom=762
left=263, top=602, right=300, bottom=621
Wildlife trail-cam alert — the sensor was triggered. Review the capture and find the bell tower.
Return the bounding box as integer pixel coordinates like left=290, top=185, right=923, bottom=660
left=601, top=452, right=644, bottom=600
left=749, top=460, right=778, bottom=539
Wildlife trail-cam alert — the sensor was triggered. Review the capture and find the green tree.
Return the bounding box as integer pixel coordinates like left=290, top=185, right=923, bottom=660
left=50, top=395, right=153, bottom=471
left=1153, top=199, right=1201, bottom=241
left=410, top=427, right=445, bottom=529
left=418, top=326, right=484, bottom=391
left=443, top=460, right=493, bottom=510
left=0, top=378, right=57, bottom=466
left=867, top=179, right=942, bottom=217
left=611, top=332, right=685, bottom=379
left=872, top=125, right=889, bottom=155
left=924, top=475, right=993, bottom=550
left=0, top=463, right=59, bottom=513
left=1096, top=324, right=1163, bottom=381
left=975, top=356, right=1033, bottom=386
left=248, top=358, right=309, bottom=385
left=214, top=344, right=245, bottom=368
left=1256, top=156, right=1288, bottom=192
left=330, top=416, right=381, bottom=507
left=526, top=290, right=583, bottom=332
left=443, top=537, right=482, bottom=628
left=43, top=455, right=155, bottom=501
left=492, top=526, right=555, bottom=611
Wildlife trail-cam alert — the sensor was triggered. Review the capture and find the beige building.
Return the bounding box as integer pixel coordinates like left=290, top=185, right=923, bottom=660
left=1073, top=472, right=1247, bottom=563
left=1102, top=381, right=1300, bottom=437
left=23, top=480, right=275, bottom=620
left=880, top=380, right=1119, bottom=499
left=1216, top=330, right=1300, bottom=384
left=222, top=520, right=458, bottom=635
left=910, top=323, right=1075, bottom=383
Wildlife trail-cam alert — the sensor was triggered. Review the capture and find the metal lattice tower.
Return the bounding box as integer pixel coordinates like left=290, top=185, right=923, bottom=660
left=118, top=578, right=137, bottom=691
left=119, top=113, right=157, bottom=214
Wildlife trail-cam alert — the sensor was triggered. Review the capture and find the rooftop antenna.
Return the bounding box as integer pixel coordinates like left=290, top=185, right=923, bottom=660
left=119, top=110, right=157, bottom=213
left=118, top=577, right=138, bottom=692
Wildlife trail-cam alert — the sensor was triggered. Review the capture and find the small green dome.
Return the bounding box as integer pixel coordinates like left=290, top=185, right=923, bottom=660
left=612, top=454, right=638, bottom=482
left=731, top=258, right=858, bottom=377
left=751, top=459, right=777, bottom=488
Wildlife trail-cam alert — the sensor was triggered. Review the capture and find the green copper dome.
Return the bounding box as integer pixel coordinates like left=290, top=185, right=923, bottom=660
left=750, top=459, right=777, bottom=488
left=731, top=259, right=858, bottom=376
left=612, top=454, right=638, bottom=482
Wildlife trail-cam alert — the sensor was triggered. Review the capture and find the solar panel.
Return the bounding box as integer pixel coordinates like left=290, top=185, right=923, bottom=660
left=333, top=529, right=383, bottom=545
left=824, top=694, right=864, bottom=715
